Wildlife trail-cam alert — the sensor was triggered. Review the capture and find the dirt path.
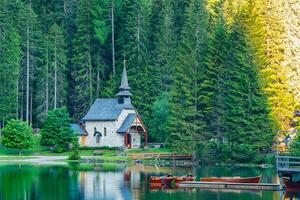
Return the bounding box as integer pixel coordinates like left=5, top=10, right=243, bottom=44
left=0, top=156, right=68, bottom=164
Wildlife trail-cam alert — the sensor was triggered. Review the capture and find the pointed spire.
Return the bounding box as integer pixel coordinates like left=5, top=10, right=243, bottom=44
left=116, top=58, right=132, bottom=97
left=119, top=59, right=130, bottom=90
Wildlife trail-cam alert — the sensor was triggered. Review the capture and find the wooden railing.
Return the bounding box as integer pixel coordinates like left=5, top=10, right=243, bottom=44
left=276, top=156, right=300, bottom=172
left=128, top=153, right=192, bottom=161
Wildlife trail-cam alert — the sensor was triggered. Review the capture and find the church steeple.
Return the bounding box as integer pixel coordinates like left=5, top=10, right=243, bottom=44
left=119, top=63, right=131, bottom=91
left=116, top=60, right=132, bottom=104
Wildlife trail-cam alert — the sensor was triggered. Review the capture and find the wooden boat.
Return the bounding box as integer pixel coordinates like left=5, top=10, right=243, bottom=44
left=150, top=175, right=174, bottom=185
left=283, top=177, right=300, bottom=192
left=162, top=175, right=175, bottom=185
left=150, top=176, right=163, bottom=186
left=174, top=175, right=196, bottom=184
left=200, top=176, right=261, bottom=183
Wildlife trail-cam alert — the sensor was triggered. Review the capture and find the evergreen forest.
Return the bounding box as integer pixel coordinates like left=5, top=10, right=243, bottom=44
left=0, top=0, right=299, bottom=161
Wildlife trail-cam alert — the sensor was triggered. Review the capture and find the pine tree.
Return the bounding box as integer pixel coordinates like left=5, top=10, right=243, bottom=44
left=224, top=17, right=274, bottom=149
left=0, top=0, right=21, bottom=126
left=70, top=0, right=95, bottom=120
left=167, top=0, right=210, bottom=153
left=101, top=74, right=118, bottom=98
left=244, top=0, right=295, bottom=131
left=116, top=0, right=156, bottom=126
left=204, top=15, right=229, bottom=141
left=48, top=23, right=67, bottom=109
left=284, top=0, right=300, bottom=109
left=150, top=0, right=177, bottom=91
left=17, top=2, right=43, bottom=124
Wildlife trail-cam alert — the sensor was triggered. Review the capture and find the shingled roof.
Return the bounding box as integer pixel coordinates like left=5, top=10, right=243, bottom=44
left=70, top=124, right=87, bottom=136
left=81, top=98, right=135, bottom=121
left=117, top=113, right=137, bottom=134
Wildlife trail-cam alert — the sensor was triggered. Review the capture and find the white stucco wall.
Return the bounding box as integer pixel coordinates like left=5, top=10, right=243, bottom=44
left=83, top=109, right=142, bottom=148
left=129, top=128, right=141, bottom=149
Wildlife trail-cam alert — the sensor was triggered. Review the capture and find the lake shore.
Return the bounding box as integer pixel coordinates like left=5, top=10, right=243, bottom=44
left=0, top=155, right=129, bottom=163
left=0, top=154, right=274, bottom=169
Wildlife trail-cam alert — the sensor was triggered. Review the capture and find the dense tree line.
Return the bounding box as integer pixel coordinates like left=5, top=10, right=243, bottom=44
left=0, top=0, right=299, bottom=161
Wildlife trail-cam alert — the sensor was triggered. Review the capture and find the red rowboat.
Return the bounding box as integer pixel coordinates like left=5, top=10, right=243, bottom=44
left=150, top=175, right=175, bottom=185
left=150, top=175, right=174, bottom=185
left=283, top=177, right=300, bottom=192
left=174, top=175, right=196, bottom=184
left=162, top=175, right=174, bottom=185
left=150, top=176, right=163, bottom=187
left=200, top=176, right=261, bottom=183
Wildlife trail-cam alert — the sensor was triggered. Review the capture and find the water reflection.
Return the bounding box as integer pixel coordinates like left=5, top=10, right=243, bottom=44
left=0, top=163, right=286, bottom=200
left=284, top=192, right=300, bottom=200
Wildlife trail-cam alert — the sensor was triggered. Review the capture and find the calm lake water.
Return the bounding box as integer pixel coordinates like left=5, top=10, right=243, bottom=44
left=0, top=163, right=298, bottom=200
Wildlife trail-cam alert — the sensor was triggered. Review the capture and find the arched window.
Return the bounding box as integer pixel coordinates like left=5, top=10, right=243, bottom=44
left=96, top=135, right=100, bottom=144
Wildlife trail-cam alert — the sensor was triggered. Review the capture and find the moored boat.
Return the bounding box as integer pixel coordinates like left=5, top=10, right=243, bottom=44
left=283, top=177, right=300, bottom=192
left=200, top=176, right=261, bottom=183
left=174, top=175, right=196, bottom=184
left=150, top=175, right=174, bottom=185
left=162, top=175, right=175, bottom=185
left=150, top=176, right=163, bottom=186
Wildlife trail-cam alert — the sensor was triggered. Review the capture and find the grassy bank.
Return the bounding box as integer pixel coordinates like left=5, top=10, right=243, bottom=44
left=0, top=138, right=174, bottom=163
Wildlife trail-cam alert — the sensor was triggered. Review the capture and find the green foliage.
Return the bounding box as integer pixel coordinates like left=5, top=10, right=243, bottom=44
left=290, top=131, right=300, bottom=155
left=167, top=1, right=274, bottom=161
left=68, top=137, right=81, bottom=160
left=244, top=0, right=296, bottom=131
left=166, top=0, right=210, bottom=153
left=223, top=17, right=274, bottom=150
left=40, top=108, right=74, bottom=152
left=0, top=0, right=21, bottom=122
left=1, top=119, right=34, bottom=152
left=101, top=74, right=119, bottom=98
left=148, top=92, right=169, bottom=142
left=35, top=23, right=67, bottom=126
left=231, top=144, right=257, bottom=163
left=0, top=0, right=298, bottom=164
left=92, top=0, right=110, bottom=45
left=70, top=0, right=95, bottom=120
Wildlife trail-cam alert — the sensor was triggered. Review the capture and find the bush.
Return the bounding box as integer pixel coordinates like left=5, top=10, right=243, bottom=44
left=41, top=108, right=74, bottom=152
left=198, top=141, right=268, bottom=164
left=231, top=144, right=257, bottom=163
left=1, top=119, right=34, bottom=155
left=68, top=138, right=81, bottom=160
left=198, top=141, right=232, bottom=163
left=290, top=131, right=300, bottom=155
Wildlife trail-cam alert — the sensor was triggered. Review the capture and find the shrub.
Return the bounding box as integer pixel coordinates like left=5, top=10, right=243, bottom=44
left=68, top=138, right=81, bottom=160
left=231, top=144, right=257, bottom=163
left=41, top=108, right=74, bottom=152
left=290, top=131, right=300, bottom=155
left=1, top=119, right=34, bottom=155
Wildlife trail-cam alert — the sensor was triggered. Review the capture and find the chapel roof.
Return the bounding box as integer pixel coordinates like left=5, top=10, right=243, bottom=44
left=81, top=98, right=135, bottom=121
left=70, top=123, right=87, bottom=136
left=117, top=113, right=137, bottom=134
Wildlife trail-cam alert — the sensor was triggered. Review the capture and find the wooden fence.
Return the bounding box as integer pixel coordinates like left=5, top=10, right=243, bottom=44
left=276, top=156, right=300, bottom=173
left=128, top=153, right=193, bottom=161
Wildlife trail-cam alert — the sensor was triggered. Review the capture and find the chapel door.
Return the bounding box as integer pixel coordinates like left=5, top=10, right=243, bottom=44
left=127, top=134, right=131, bottom=149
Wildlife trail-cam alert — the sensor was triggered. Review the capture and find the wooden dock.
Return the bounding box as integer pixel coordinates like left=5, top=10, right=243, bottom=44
left=276, top=156, right=300, bottom=173
left=178, top=181, right=282, bottom=191
left=128, top=153, right=192, bottom=161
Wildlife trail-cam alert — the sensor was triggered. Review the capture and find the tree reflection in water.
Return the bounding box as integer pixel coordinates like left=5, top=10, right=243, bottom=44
left=0, top=163, right=284, bottom=200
